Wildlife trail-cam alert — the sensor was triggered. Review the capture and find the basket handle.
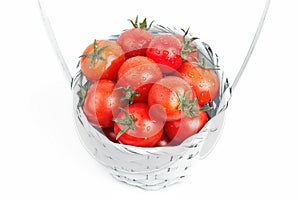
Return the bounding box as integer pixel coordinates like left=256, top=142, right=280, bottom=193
left=230, top=0, right=271, bottom=92
left=38, top=0, right=73, bottom=86
left=199, top=0, right=271, bottom=160
left=215, top=0, right=271, bottom=114
left=38, top=0, right=270, bottom=90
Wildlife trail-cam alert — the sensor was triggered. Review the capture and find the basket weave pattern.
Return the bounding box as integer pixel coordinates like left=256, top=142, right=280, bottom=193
left=73, top=71, right=229, bottom=190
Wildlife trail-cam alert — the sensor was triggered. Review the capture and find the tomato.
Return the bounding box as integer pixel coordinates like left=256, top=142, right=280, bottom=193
left=117, top=56, right=162, bottom=103
left=146, top=34, right=183, bottom=73
left=117, top=29, right=154, bottom=58
left=177, top=61, right=220, bottom=106
left=113, top=103, right=164, bottom=147
left=148, top=76, right=199, bottom=121
left=117, top=17, right=154, bottom=58
left=155, top=134, right=171, bottom=147
left=80, top=40, right=125, bottom=82
left=83, top=79, right=123, bottom=128
left=165, top=111, right=209, bottom=144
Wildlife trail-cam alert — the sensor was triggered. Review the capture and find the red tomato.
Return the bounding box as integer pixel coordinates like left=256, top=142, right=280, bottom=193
left=177, top=61, right=220, bottom=106
left=80, top=40, right=125, bottom=82
left=155, top=134, right=171, bottom=147
left=148, top=76, right=199, bottom=121
left=146, top=34, right=183, bottom=73
left=117, top=56, right=162, bottom=103
left=113, top=103, right=164, bottom=147
left=165, top=111, right=209, bottom=144
left=117, top=17, right=154, bottom=58
left=117, top=29, right=154, bottom=58
left=83, top=79, right=123, bottom=128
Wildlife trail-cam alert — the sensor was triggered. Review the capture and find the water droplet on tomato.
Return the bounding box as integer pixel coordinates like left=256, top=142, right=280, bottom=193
left=188, top=72, right=195, bottom=78
left=146, top=126, right=151, bottom=132
left=155, top=49, right=160, bottom=55
left=163, top=50, right=169, bottom=55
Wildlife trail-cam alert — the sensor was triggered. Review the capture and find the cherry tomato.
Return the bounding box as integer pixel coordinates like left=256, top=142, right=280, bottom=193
left=165, top=111, right=209, bottom=144
left=117, top=29, right=154, bottom=58
left=113, top=103, right=164, bottom=147
left=146, top=34, right=183, bottom=73
left=83, top=79, right=123, bottom=128
left=80, top=40, right=125, bottom=82
left=117, top=56, right=162, bottom=103
left=177, top=61, right=220, bottom=106
left=148, top=76, right=199, bottom=121
left=117, top=17, right=154, bottom=58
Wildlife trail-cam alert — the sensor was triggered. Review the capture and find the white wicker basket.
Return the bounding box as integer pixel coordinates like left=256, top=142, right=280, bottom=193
left=72, top=62, right=229, bottom=190
left=70, top=31, right=232, bottom=189
left=39, top=0, right=270, bottom=191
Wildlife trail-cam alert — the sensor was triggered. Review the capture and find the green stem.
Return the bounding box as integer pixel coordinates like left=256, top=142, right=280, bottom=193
left=113, top=108, right=136, bottom=140
left=128, top=16, right=154, bottom=31
left=79, top=39, right=108, bottom=68
left=116, top=86, right=140, bottom=104
left=177, top=89, right=210, bottom=118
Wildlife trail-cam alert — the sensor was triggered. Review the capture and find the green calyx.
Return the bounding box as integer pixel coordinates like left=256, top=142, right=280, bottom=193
left=116, top=86, right=140, bottom=104
left=129, top=16, right=154, bottom=31
left=77, top=80, right=93, bottom=106
left=180, top=27, right=199, bottom=60
left=192, top=56, right=220, bottom=70
left=177, top=89, right=212, bottom=117
left=79, top=39, right=108, bottom=68
left=180, top=28, right=220, bottom=71
left=113, top=108, right=136, bottom=140
left=77, top=85, right=87, bottom=106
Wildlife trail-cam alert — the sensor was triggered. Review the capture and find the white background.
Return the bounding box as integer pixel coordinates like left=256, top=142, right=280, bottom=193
left=0, top=0, right=299, bottom=199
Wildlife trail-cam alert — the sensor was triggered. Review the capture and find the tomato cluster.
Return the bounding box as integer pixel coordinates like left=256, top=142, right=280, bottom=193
left=78, top=17, right=220, bottom=147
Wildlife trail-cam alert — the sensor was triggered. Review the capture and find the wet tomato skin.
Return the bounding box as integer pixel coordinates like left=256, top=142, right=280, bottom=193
left=114, top=103, right=164, bottom=147
left=83, top=79, right=123, bottom=128
left=117, top=56, right=162, bottom=103
left=165, top=111, right=209, bottom=144
left=80, top=40, right=125, bottom=82
left=146, top=34, right=183, bottom=73
left=148, top=76, right=195, bottom=121
left=117, top=28, right=154, bottom=58
left=177, top=61, right=220, bottom=106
